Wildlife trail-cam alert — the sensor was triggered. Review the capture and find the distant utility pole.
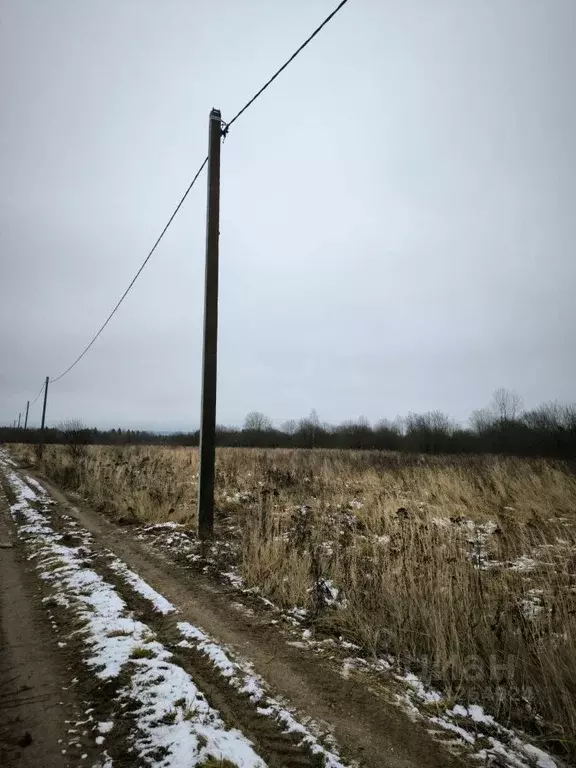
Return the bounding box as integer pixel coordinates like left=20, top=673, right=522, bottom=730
left=17, top=412, right=21, bottom=429
left=24, top=401, right=30, bottom=429
left=197, top=108, right=222, bottom=540
left=39, top=376, right=49, bottom=458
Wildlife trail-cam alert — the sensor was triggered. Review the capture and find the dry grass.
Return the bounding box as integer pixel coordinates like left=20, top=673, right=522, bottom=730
left=11, top=443, right=576, bottom=759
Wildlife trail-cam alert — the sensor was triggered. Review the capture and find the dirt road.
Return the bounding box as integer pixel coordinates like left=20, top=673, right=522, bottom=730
left=0, top=451, right=467, bottom=768
left=0, top=480, right=100, bottom=767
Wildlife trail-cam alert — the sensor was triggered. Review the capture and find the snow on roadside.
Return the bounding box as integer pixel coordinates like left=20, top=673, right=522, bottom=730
left=142, top=522, right=185, bottom=532
left=96, top=539, right=349, bottom=764
left=24, top=475, right=49, bottom=496
left=0, top=453, right=266, bottom=768
left=107, top=557, right=176, bottom=615
left=176, top=623, right=347, bottom=768
left=76, top=527, right=348, bottom=760
left=341, top=657, right=560, bottom=768
left=132, top=513, right=563, bottom=767
left=4, top=451, right=561, bottom=768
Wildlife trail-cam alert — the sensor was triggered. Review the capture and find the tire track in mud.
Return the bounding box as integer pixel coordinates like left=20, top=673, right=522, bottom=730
left=3, top=477, right=131, bottom=768
left=23, top=467, right=467, bottom=768
left=94, top=560, right=326, bottom=768
left=3, top=463, right=272, bottom=768
left=0, top=478, right=104, bottom=768
left=23, top=487, right=342, bottom=767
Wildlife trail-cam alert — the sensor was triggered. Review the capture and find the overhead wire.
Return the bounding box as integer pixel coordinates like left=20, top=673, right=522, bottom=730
left=21, top=0, right=352, bottom=395
left=29, top=381, right=45, bottom=407
left=49, top=156, right=208, bottom=384
left=223, top=0, right=351, bottom=133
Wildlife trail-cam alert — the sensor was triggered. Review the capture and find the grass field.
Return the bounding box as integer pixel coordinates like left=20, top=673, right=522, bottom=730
left=11, top=443, right=576, bottom=760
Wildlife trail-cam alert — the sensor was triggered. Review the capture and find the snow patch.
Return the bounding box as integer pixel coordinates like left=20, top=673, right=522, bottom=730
left=107, top=556, right=176, bottom=615
left=172, top=625, right=348, bottom=767
left=1, top=453, right=266, bottom=768
left=24, top=475, right=48, bottom=496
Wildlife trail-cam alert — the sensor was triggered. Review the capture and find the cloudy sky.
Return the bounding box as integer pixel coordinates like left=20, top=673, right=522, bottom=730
left=1, top=0, right=574, bottom=430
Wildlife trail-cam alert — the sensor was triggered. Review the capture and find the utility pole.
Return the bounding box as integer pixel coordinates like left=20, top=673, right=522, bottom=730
left=24, top=401, right=30, bottom=429
left=17, top=413, right=21, bottom=429
left=39, top=376, right=49, bottom=458
left=197, top=108, right=222, bottom=540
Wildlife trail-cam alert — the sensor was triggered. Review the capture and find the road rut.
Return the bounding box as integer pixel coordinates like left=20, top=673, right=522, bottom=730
left=0, top=480, right=99, bottom=767
left=30, top=469, right=465, bottom=768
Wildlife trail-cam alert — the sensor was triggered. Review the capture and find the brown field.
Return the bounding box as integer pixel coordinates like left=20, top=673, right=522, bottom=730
left=11, top=443, right=576, bottom=759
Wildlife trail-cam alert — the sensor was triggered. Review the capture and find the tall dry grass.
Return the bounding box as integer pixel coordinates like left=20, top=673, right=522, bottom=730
left=10, top=443, right=576, bottom=758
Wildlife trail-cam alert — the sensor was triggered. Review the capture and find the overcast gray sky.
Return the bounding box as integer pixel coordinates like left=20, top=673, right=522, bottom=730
left=1, top=0, right=574, bottom=430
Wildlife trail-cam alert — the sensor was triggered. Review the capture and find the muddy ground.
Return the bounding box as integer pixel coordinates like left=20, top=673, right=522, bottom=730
left=0, top=482, right=100, bottom=767
left=0, top=456, right=467, bottom=768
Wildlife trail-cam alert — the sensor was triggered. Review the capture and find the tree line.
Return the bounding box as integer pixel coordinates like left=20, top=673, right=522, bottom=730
left=1, top=389, right=575, bottom=459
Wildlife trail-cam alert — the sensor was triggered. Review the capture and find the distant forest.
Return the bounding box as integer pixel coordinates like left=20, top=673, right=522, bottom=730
left=1, top=389, right=575, bottom=460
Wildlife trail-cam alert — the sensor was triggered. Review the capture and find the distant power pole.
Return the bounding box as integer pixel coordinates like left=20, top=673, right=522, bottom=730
left=39, top=376, right=49, bottom=458
left=17, top=412, right=21, bottom=429
left=24, top=401, right=30, bottom=429
left=197, top=108, right=222, bottom=540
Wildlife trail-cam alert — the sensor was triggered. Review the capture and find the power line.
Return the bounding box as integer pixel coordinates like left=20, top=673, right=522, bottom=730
left=28, top=0, right=351, bottom=390
left=223, top=0, right=351, bottom=133
left=30, top=381, right=45, bottom=407
left=50, top=156, right=208, bottom=384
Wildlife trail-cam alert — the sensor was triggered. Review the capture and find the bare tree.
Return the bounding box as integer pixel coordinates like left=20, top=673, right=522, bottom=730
left=243, top=412, right=272, bottom=431
left=405, top=411, right=455, bottom=433
left=562, top=403, right=576, bottom=430
left=469, top=407, right=495, bottom=434
left=523, top=402, right=576, bottom=431
left=281, top=419, right=298, bottom=435
left=374, top=418, right=402, bottom=434
left=405, top=411, right=456, bottom=452
left=297, top=410, right=322, bottom=448
left=522, top=402, right=562, bottom=431
left=309, top=409, right=320, bottom=428
left=492, top=388, right=523, bottom=422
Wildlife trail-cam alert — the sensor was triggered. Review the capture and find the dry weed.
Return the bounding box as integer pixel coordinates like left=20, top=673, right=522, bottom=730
left=10, top=443, right=576, bottom=758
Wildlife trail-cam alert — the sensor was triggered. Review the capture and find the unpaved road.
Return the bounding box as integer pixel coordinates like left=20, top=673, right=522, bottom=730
left=0, top=482, right=98, bottom=767
left=0, top=453, right=466, bottom=768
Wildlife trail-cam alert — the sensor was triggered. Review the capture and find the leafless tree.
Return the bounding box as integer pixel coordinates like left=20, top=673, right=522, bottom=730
left=374, top=418, right=402, bottom=435
left=562, top=403, right=576, bottom=430
left=492, top=388, right=523, bottom=422
left=469, top=407, right=495, bottom=434
left=522, top=402, right=562, bottom=431
left=309, top=409, right=320, bottom=427
left=281, top=419, right=298, bottom=435
left=523, top=401, right=576, bottom=431
left=297, top=410, right=322, bottom=448
left=243, top=412, right=272, bottom=431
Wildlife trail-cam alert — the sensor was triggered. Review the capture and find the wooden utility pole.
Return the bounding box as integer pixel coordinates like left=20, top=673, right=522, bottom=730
left=197, top=108, right=222, bottom=540
left=24, top=401, right=30, bottom=429
left=39, top=376, right=49, bottom=458
left=17, top=413, right=21, bottom=429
